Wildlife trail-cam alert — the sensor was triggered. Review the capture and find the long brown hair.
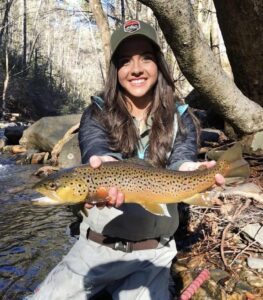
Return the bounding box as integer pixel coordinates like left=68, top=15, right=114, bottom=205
left=97, top=44, right=183, bottom=167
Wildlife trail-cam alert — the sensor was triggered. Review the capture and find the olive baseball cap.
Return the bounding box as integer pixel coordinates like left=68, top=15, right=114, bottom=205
left=110, top=20, right=160, bottom=58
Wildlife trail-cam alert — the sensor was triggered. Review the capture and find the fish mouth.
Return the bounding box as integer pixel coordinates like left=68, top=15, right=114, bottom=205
left=31, top=196, right=62, bottom=206
left=32, top=188, right=63, bottom=205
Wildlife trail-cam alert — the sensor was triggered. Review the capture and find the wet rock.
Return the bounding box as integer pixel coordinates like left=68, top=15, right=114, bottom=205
left=247, top=257, right=263, bottom=270
left=0, top=121, right=16, bottom=128
left=43, top=152, right=50, bottom=164
left=58, top=134, right=81, bottom=168
left=0, top=138, right=6, bottom=150
left=12, top=145, right=27, bottom=154
left=4, top=125, right=27, bottom=144
left=31, top=152, right=48, bottom=164
left=2, top=145, right=14, bottom=152
left=15, top=149, right=39, bottom=164
left=242, top=223, right=263, bottom=246
left=20, top=114, right=81, bottom=152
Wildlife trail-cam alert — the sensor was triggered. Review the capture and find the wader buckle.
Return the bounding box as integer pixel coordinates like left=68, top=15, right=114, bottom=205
left=113, top=241, right=133, bottom=252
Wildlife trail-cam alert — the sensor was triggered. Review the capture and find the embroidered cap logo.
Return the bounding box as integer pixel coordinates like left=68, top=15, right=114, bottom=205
left=124, top=20, right=141, bottom=33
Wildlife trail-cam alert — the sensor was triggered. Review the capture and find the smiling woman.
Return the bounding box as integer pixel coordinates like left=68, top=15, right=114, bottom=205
left=25, top=20, right=224, bottom=300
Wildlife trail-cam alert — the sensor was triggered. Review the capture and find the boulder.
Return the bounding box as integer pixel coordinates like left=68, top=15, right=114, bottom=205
left=242, top=223, right=263, bottom=247
left=58, top=134, right=81, bottom=168
left=241, top=131, right=263, bottom=156
left=20, top=114, right=81, bottom=152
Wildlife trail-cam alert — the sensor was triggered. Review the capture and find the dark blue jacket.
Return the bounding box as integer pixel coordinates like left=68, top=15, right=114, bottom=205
left=78, top=97, right=198, bottom=241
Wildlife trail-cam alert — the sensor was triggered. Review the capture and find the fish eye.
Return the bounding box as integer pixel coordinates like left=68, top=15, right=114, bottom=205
left=47, top=182, right=57, bottom=190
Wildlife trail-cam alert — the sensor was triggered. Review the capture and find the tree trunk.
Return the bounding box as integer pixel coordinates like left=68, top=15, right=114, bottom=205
left=138, top=0, right=263, bottom=135
left=22, top=0, right=27, bottom=69
left=121, top=0, right=125, bottom=21
left=89, top=0, right=111, bottom=71
left=0, top=0, right=13, bottom=49
left=2, top=47, right=9, bottom=115
left=209, top=2, right=221, bottom=65
left=213, top=0, right=263, bottom=107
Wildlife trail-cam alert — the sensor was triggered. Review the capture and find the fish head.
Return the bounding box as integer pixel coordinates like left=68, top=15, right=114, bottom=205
left=32, top=168, right=89, bottom=205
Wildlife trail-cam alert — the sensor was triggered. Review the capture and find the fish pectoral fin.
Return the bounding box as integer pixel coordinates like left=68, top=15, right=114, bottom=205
left=86, top=187, right=108, bottom=205
left=140, top=202, right=166, bottom=216
left=182, top=193, right=213, bottom=207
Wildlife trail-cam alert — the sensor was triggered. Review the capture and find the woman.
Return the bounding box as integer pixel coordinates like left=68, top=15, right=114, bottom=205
left=27, top=20, right=224, bottom=300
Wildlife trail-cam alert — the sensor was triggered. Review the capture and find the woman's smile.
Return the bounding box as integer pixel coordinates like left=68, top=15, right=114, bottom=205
left=129, top=78, right=147, bottom=86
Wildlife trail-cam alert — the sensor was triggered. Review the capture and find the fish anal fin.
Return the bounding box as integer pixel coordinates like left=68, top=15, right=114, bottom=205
left=182, top=193, right=213, bottom=207
left=81, top=206, right=89, bottom=217
left=140, top=202, right=165, bottom=216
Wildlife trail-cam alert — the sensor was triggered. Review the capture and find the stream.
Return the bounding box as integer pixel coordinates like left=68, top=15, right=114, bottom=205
left=0, top=134, right=76, bottom=299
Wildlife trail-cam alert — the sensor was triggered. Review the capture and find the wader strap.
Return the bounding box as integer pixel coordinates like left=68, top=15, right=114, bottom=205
left=87, top=229, right=160, bottom=253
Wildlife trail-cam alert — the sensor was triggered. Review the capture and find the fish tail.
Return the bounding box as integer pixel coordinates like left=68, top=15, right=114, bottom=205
left=218, top=143, right=250, bottom=178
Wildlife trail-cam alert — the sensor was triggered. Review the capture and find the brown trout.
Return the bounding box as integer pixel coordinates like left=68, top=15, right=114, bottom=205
left=32, top=143, right=249, bottom=215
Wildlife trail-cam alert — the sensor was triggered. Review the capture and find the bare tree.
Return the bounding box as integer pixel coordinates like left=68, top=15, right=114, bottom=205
left=0, top=0, right=13, bottom=49
left=89, top=0, right=111, bottom=71
left=0, top=0, right=14, bottom=116
left=22, top=0, right=27, bottom=69
left=138, top=0, right=263, bottom=135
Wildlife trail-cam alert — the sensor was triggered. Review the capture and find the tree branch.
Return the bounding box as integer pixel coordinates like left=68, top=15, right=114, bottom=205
left=138, top=0, right=263, bottom=134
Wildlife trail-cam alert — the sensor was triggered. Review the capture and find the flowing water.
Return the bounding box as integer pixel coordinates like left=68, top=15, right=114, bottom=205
left=0, top=142, right=77, bottom=299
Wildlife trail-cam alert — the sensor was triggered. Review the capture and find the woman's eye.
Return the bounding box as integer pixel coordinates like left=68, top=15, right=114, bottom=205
left=143, top=54, right=154, bottom=61
left=119, top=58, right=130, bottom=66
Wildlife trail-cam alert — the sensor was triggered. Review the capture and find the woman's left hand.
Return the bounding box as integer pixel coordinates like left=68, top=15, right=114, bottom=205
left=179, top=160, right=225, bottom=186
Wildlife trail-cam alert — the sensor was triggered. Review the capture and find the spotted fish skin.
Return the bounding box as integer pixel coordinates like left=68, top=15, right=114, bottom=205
left=33, top=143, right=250, bottom=215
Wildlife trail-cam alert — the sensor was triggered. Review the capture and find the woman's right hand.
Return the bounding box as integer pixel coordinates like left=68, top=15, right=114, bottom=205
left=84, top=155, right=125, bottom=209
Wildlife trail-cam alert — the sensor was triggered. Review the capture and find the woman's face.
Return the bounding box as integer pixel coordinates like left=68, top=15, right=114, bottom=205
left=116, top=36, right=158, bottom=104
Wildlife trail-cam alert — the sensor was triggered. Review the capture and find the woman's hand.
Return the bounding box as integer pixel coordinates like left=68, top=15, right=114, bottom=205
left=85, top=155, right=125, bottom=209
left=179, top=161, right=225, bottom=186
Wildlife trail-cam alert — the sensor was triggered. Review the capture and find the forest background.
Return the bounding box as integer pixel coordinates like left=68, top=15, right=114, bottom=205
left=0, top=0, right=262, bottom=140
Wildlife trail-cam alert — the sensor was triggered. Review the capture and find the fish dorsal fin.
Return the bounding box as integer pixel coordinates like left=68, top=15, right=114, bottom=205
left=182, top=193, right=213, bottom=207
left=123, top=158, right=154, bottom=167
left=140, top=202, right=166, bottom=216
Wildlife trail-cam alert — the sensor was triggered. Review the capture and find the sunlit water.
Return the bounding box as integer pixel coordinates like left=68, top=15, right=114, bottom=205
left=0, top=152, right=76, bottom=300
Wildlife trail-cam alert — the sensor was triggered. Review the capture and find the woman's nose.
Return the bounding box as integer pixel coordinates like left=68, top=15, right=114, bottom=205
left=131, top=59, right=143, bottom=75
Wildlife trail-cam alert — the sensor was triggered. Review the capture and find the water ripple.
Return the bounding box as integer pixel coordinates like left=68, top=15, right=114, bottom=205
left=0, top=156, right=77, bottom=299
